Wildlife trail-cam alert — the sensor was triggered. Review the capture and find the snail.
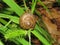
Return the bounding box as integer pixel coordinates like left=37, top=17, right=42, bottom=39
left=19, top=13, right=36, bottom=30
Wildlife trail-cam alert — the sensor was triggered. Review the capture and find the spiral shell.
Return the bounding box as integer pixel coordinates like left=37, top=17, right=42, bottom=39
left=19, top=13, right=36, bottom=30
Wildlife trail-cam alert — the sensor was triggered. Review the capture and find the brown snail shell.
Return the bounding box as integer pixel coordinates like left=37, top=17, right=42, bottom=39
left=19, top=13, right=36, bottom=30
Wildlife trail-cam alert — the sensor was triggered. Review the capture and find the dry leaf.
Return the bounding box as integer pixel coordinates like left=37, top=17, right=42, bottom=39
left=42, top=16, right=60, bottom=35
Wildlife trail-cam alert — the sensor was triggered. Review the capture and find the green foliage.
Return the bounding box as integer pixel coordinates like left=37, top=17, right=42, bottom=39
left=31, top=0, right=37, bottom=13
left=0, top=13, right=19, bottom=24
left=0, top=0, right=54, bottom=45
left=57, top=0, right=60, bottom=5
left=0, top=40, right=4, bottom=45
left=3, top=0, right=24, bottom=16
left=4, top=28, right=27, bottom=39
left=32, top=30, right=51, bottom=45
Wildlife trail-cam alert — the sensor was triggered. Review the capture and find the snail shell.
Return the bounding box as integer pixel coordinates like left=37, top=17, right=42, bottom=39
left=19, top=13, right=36, bottom=30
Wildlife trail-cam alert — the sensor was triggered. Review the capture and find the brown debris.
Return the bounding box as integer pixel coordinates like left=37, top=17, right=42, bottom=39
left=37, top=8, right=60, bottom=19
left=37, top=0, right=56, bottom=8
left=42, top=15, right=60, bottom=35
left=37, top=6, right=60, bottom=45
left=32, top=38, right=41, bottom=45
left=0, top=3, right=3, bottom=9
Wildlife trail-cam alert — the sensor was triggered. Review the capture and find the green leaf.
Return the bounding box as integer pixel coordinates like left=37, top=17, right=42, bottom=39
left=35, top=24, right=52, bottom=41
left=0, top=18, right=7, bottom=25
left=15, top=38, right=29, bottom=45
left=1, top=8, right=13, bottom=14
left=4, top=28, right=27, bottom=39
left=0, top=18, right=16, bottom=29
left=31, top=0, right=37, bottom=14
left=0, top=13, right=19, bottom=24
left=57, top=0, right=60, bottom=5
left=32, top=30, right=51, bottom=45
left=0, top=40, right=4, bottom=45
left=3, top=0, right=24, bottom=16
left=0, top=26, right=7, bottom=34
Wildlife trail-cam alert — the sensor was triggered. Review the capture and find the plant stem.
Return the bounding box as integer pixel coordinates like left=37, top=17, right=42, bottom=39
left=23, top=0, right=28, bottom=11
left=31, top=0, right=37, bottom=14
left=4, top=20, right=11, bottom=28
left=32, top=0, right=34, bottom=4
left=28, top=29, right=31, bottom=45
